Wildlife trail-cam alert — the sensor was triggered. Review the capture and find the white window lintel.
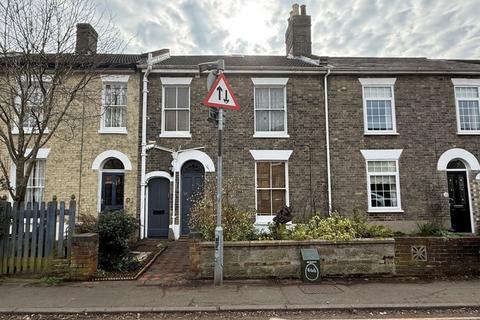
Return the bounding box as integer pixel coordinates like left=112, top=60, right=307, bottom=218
left=359, top=78, right=396, bottom=86
left=25, top=148, right=50, bottom=159
left=250, top=150, right=293, bottom=161
left=160, top=77, right=192, bottom=85
left=101, top=75, right=130, bottom=83
left=451, top=78, right=480, bottom=86
left=251, top=78, right=289, bottom=86
left=361, top=149, right=403, bottom=161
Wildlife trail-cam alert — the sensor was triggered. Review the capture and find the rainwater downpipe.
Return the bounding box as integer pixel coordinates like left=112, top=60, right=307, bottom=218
left=324, top=67, right=332, bottom=216
left=140, top=53, right=153, bottom=239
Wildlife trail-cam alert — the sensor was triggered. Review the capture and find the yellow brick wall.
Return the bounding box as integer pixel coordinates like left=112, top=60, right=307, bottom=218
left=0, top=72, right=140, bottom=218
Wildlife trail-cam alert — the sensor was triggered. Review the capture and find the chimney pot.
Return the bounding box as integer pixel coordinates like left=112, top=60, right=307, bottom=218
left=292, top=4, right=300, bottom=15
left=75, top=23, right=98, bottom=54
left=300, top=5, right=306, bottom=15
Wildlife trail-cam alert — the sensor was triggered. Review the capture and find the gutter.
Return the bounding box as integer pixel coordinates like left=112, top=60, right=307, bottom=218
left=140, top=53, right=153, bottom=239
left=324, top=67, right=332, bottom=215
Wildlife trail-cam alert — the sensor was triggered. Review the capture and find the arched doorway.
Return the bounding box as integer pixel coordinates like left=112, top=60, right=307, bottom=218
left=446, top=159, right=472, bottom=232
left=180, top=160, right=204, bottom=236
left=101, top=158, right=125, bottom=212
left=147, top=177, right=170, bottom=238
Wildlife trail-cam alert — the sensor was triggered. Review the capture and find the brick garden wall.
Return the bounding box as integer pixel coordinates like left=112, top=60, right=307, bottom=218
left=395, top=236, right=480, bottom=276
left=69, top=233, right=99, bottom=280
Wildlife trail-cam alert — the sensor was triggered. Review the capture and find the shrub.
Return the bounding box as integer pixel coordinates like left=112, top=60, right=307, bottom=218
left=96, top=210, right=138, bottom=271
left=416, top=222, right=456, bottom=237
left=189, top=178, right=256, bottom=241
left=75, top=213, right=98, bottom=234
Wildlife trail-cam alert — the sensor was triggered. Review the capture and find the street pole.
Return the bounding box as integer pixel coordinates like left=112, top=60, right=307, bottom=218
left=214, top=106, right=224, bottom=286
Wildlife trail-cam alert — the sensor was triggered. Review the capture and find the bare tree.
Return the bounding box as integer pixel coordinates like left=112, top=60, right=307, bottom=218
left=0, top=0, right=123, bottom=203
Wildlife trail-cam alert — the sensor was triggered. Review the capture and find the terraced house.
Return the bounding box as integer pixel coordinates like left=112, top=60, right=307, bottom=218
left=0, top=24, right=142, bottom=218
left=138, top=4, right=480, bottom=239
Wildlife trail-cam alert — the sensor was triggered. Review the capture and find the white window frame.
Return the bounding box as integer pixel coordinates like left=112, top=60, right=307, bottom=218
left=361, top=149, right=403, bottom=213
left=8, top=148, right=50, bottom=203
left=252, top=78, right=289, bottom=138
left=159, top=77, right=192, bottom=138
left=359, top=78, right=397, bottom=135
left=250, top=150, right=292, bottom=224
left=99, top=75, right=129, bottom=134
left=12, top=76, right=52, bottom=135
left=452, top=79, right=480, bottom=135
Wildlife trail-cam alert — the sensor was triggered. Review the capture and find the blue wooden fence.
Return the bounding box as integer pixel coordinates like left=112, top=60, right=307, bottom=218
left=0, top=199, right=76, bottom=275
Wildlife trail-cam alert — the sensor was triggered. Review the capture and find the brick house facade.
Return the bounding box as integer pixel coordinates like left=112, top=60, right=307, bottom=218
left=138, top=4, right=480, bottom=239
left=1, top=24, right=142, bottom=218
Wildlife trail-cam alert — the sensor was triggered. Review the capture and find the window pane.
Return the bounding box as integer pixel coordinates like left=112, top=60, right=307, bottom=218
left=367, top=100, right=393, bottom=131
left=370, top=175, right=397, bottom=208
left=365, top=86, right=391, bottom=99
left=177, top=110, right=189, bottom=131
left=272, top=190, right=286, bottom=214
left=368, top=161, right=396, bottom=173
left=271, top=162, right=285, bottom=188
left=459, top=100, right=480, bottom=131
left=255, top=88, right=269, bottom=109
left=257, top=190, right=271, bottom=215
left=256, top=111, right=269, bottom=131
left=270, top=111, right=284, bottom=131
left=270, top=88, right=284, bottom=109
left=456, top=87, right=479, bottom=99
left=177, top=87, right=189, bottom=108
left=165, top=110, right=177, bottom=131
left=257, top=162, right=270, bottom=188
left=165, top=87, right=176, bottom=109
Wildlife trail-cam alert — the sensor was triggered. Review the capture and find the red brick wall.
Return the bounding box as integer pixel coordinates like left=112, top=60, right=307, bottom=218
left=70, top=233, right=99, bottom=280
left=395, top=237, right=480, bottom=276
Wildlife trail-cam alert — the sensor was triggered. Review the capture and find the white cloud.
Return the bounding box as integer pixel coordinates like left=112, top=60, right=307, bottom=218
left=96, top=0, right=480, bottom=58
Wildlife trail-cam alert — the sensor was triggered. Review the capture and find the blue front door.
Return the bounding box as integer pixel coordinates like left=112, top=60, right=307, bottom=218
left=148, top=178, right=170, bottom=238
left=181, top=161, right=204, bottom=236
left=101, top=172, right=124, bottom=212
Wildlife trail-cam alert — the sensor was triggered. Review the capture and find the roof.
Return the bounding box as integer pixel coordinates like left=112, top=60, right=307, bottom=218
left=146, top=55, right=320, bottom=71
left=320, top=57, right=480, bottom=73
left=0, top=53, right=143, bottom=70
left=145, top=53, right=480, bottom=74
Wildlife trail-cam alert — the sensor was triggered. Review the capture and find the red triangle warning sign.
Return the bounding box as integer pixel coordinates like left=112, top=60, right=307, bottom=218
left=202, top=73, right=240, bottom=110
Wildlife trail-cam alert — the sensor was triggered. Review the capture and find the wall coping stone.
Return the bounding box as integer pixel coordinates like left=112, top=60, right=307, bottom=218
left=198, top=238, right=395, bottom=248
left=73, top=233, right=99, bottom=242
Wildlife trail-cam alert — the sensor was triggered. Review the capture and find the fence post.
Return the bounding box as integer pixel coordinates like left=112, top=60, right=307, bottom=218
left=67, top=195, right=76, bottom=259
left=57, top=202, right=65, bottom=258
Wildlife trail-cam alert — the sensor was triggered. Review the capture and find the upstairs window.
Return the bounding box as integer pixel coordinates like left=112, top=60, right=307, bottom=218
left=453, top=84, right=480, bottom=133
left=359, top=78, right=397, bottom=134
left=100, top=75, right=129, bottom=134
left=160, top=78, right=192, bottom=138
left=252, top=78, right=289, bottom=138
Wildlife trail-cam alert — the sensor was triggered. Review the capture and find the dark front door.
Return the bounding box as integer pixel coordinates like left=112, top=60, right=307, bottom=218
left=447, top=171, right=472, bottom=232
left=101, top=172, right=124, bottom=211
left=181, top=161, right=204, bottom=236
left=148, top=178, right=170, bottom=238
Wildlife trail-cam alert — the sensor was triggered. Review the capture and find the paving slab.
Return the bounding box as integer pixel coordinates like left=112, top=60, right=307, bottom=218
left=0, top=278, right=479, bottom=313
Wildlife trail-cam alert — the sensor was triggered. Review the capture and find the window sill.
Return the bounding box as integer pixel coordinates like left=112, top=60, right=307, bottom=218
left=98, top=127, right=128, bottom=134
left=253, top=133, right=290, bottom=139
left=12, top=128, right=50, bottom=135
left=364, top=131, right=399, bottom=136
left=159, top=132, right=192, bottom=139
left=457, top=131, right=480, bottom=135
left=368, top=208, right=404, bottom=213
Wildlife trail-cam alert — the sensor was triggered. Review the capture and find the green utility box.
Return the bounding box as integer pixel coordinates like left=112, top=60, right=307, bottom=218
left=300, top=248, right=321, bottom=282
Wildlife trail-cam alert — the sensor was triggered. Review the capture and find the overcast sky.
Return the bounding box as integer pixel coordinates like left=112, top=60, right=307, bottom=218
left=97, top=0, right=480, bottom=59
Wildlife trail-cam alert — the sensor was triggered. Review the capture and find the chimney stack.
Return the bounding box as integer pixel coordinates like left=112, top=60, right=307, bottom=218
left=285, top=3, right=312, bottom=57
left=75, top=23, right=98, bottom=54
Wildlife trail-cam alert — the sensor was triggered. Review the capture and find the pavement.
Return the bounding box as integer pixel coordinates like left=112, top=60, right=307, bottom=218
left=0, top=277, right=479, bottom=314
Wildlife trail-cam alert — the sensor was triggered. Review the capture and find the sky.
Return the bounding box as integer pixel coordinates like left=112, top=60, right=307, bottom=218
left=96, top=0, right=480, bottom=59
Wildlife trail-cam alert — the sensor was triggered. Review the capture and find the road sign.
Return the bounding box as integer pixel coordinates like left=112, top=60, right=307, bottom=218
left=202, top=73, right=240, bottom=110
